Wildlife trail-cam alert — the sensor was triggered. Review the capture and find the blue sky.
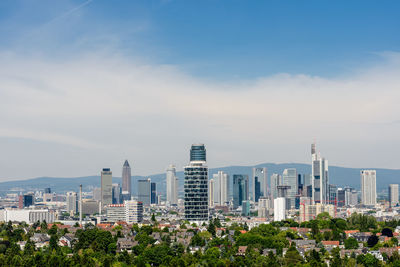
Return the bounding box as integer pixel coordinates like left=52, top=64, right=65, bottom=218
left=1, top=0, right=399, bottom=79
left=0, top=1, right=400, bottom=179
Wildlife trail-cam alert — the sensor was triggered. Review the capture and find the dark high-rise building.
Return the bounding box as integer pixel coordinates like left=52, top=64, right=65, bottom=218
left=22, top=194, right=34, bottom=208
left=337, top=188, right=345, bottom=207
left=184, top=144, right=208, bottom=223
left=138, top=179, right=151, bottom=206
left=254, top=178, right=261, bottom=203
left=233, top=174, right=249, bottom=208
left=122, top=160, right=132, bottom=198
left=297, top=174, right=303, bottom=194
left=190, top=144, right=206, bottom=161
left=151, top=182, right=157, bottom=204
left=44, top=188, right=51, bottom=194
left=252, top=167, right=267, bottom=202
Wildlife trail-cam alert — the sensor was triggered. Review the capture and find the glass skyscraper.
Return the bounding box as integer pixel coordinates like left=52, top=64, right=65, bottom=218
left=252, top=167, right=267, bottom=202
left=138, top=178, right=151, bottom=206
left=190, top=144, right=206, bottom=161
left=233, top=174, right=249, bottom=208
left=166, top=165, right=178, bottom=206
left=184, top=144, right=209, bottom=223
left=282, top=168, right=297, bottom=209
left=311, top=143, right=329, bottom=204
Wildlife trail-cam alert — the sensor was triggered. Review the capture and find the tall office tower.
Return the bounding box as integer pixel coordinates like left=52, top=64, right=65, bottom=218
left=20, top=194, right=34, bottom=208
left=101, top=168, right=113, bottom=206
left=311, top=143, right=329, bottom=204
left=184, top=144, right=209, bottom=223
left=252, top=167, right=267, bottom=203
left=93, top=188, right=102, bottom=201
left=270, top=174, right=281, bottom=200
left=151, top=182, right=157, bottom=204
left=304, top=174, right=312, bottom=188
left=138, top=178, right=151, bottom=206
left=304, top=174, right=312, bottom=197
left=274, top=197, right=286, bottom=221
left=112, top=184, right=122, bottom=204
left=66, top=192, right=78, bottom=214
left=124, top=200, right=143, bottom=224
left=361, top=170, right=377, bottom=206
left=209, top=179, right=215, bottom=207
left=44, top=188, right=51, bottom=194
left=336, top=188, right=345, bottom=207
left=166, top=165, right=178, bottom=206
left=297, top=174, right=303, bottom=195
left=258, top=197, right=269, bottom=218
left=344, top=187, right=358, bottom=206
left=282, top=168, right=297, bottom=209
left=233, top=174, right=249, bottom=208
left=212, top=171, right=229, bottom=206
left=328, top=184, right=337, bottom=204
left=122, top=160, right=132, bottom=198
left=389, top=184, right=399, bottom=207
left=242, top=200, right=250, bottom=216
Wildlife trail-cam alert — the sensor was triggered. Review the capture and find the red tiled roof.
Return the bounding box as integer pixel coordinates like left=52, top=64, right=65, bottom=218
left=322, top=241, right=339, bottom=246
left=344, top=230, right=359, bottom=235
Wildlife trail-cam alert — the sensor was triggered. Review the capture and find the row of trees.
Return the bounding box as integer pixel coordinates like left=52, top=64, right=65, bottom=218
left=0, top=213, right=400, bottom=266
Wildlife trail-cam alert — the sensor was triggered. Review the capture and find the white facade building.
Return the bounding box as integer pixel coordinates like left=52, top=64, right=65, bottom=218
left=311, top=143, right=329, bottom=204
left=106, top=204, right=126, bottom=222
left=274, top=197, right=286, bottom=221
left=0, top=209, right=56, bottom=224
left=361, top=170, right=377, bottom=206
left=166, top=165, right=178, bottom=206
left=124, top=200, right=143, bottom=224
left=209, top=179, right=214, bottom=207
left=66, top=192, right=78, bottom=215
left=389, top=184, right=399, bottom=207
left=212, top=171, right=229, bottom=206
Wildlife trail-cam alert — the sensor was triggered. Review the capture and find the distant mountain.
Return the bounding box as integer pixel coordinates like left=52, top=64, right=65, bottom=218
left=0, top=163, right=399, bottom=197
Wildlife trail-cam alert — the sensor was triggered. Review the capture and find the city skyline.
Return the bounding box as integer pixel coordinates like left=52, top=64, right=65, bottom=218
left=0, top=1, right=400, bottom=180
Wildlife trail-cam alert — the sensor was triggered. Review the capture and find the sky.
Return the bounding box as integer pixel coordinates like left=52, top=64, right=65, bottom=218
left=0, top=0, right=399, bottom=180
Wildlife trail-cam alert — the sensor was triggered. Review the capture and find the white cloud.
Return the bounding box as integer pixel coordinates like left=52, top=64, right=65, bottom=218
left=0, top=51, right=399, bottom=180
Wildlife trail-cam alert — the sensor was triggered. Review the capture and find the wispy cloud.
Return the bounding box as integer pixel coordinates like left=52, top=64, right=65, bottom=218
left=0, top=51, right=399, bottom=179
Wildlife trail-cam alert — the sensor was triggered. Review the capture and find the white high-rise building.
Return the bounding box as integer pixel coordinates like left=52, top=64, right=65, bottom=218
left=270, top=173, right=281, bottom=200
left=361, top=170, right=377, bottom=206
left=66, top=192, right=78, bottom=215
left=212, top=171, right=229, bottom=206
left=252, top=167, right=268, bottom=202
left=166, top=165, right=178, bottom=206
left=274, top=197, right=286, bottom=221
left=389, top=184, right=399, bottom=207
left=311, top=143, right=329, bottom=204
left=209, top=179, right=214, bottom=207
left=282, top=168, right=297, bottom=209
left=124, top=200, right=143, bottom=224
